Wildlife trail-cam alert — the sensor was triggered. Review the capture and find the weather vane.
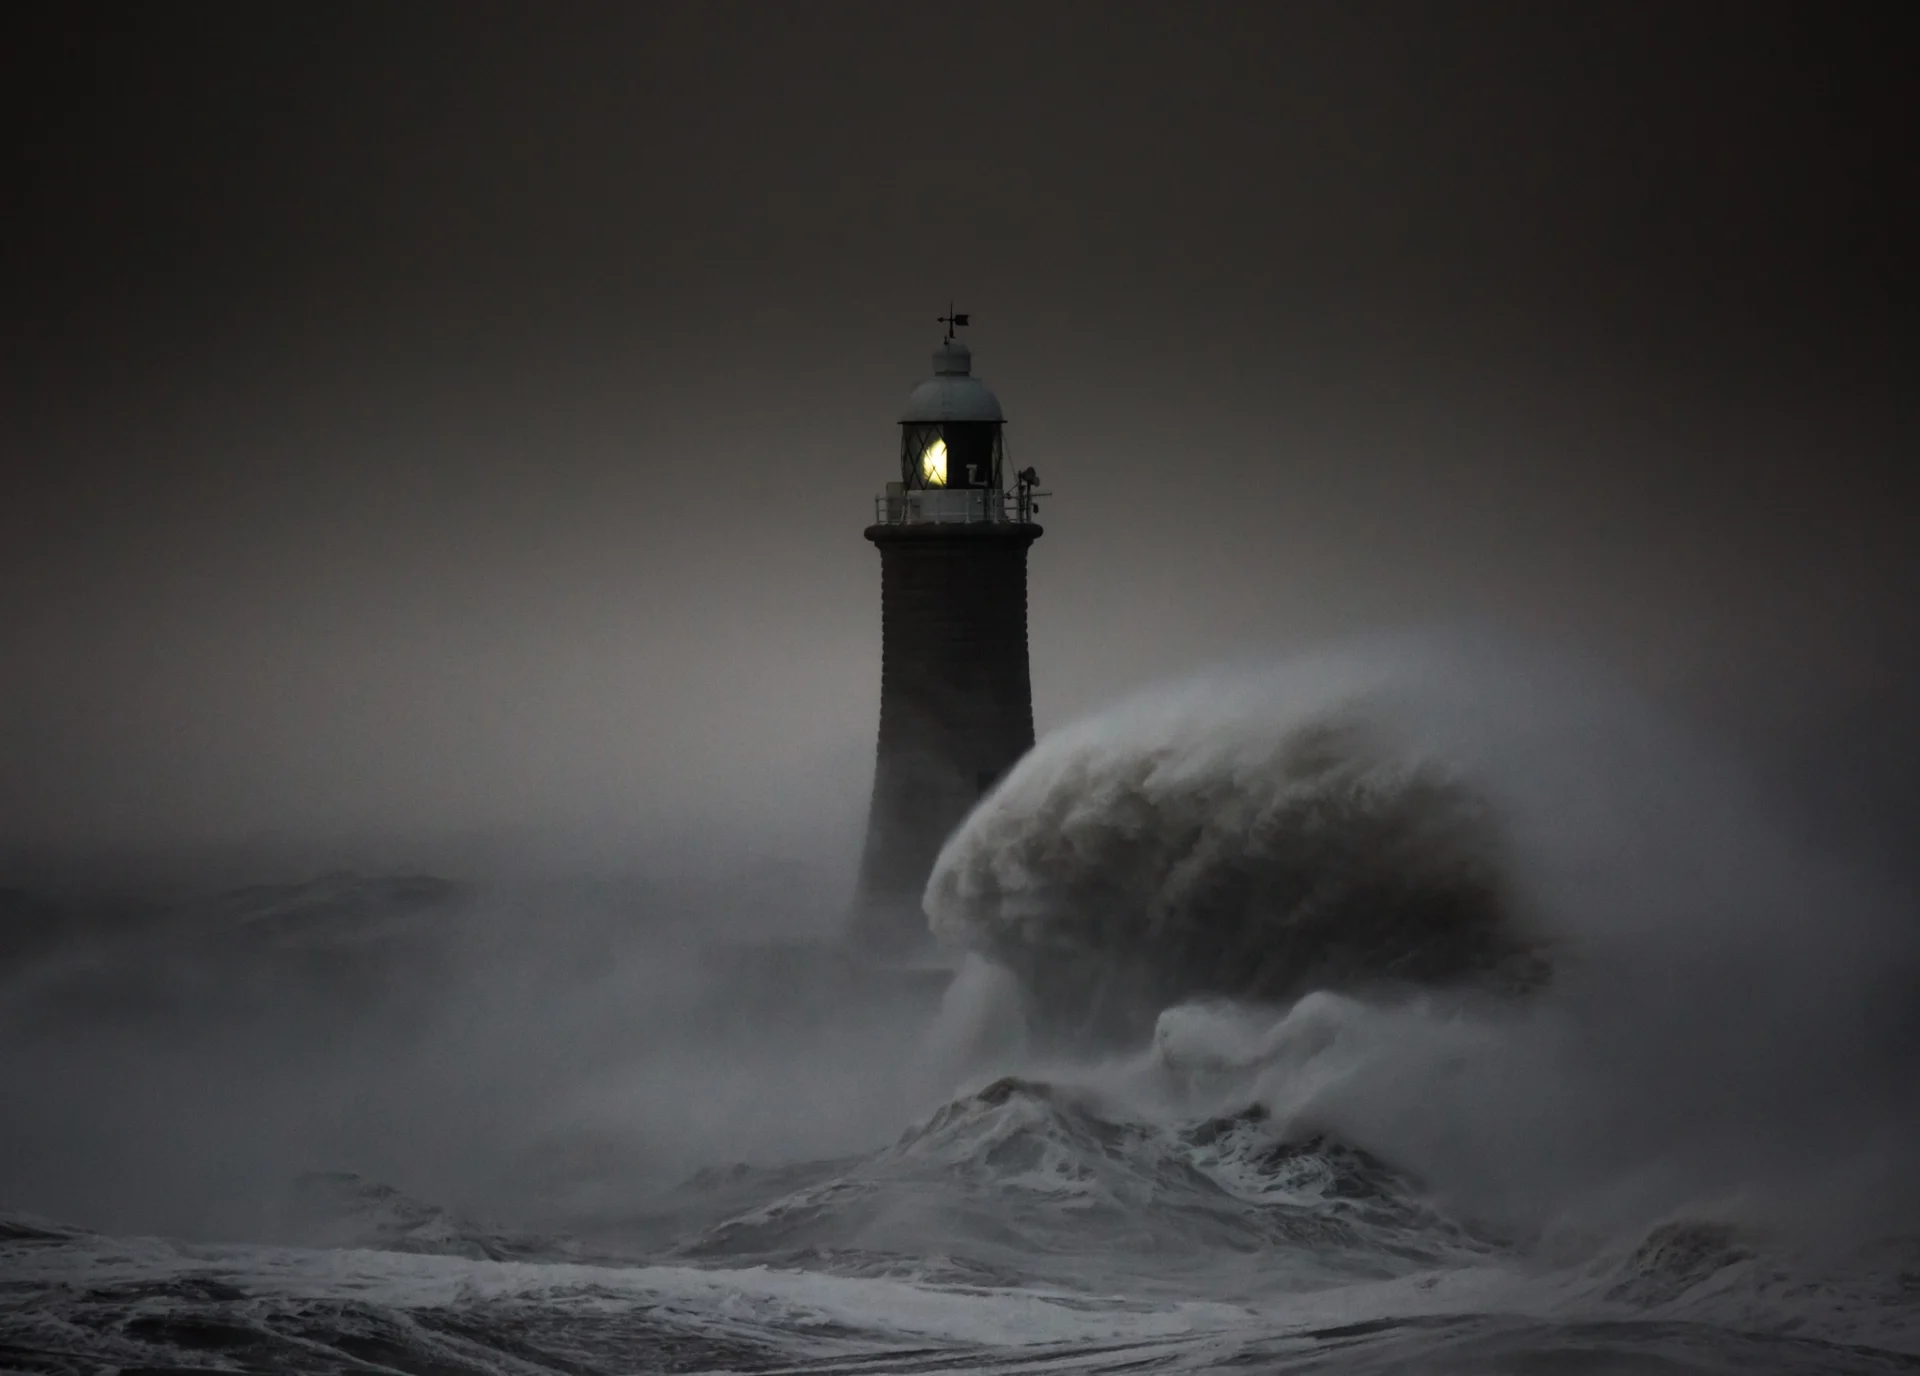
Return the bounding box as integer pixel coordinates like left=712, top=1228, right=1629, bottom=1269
left=938, top=303, right=970, bottom=340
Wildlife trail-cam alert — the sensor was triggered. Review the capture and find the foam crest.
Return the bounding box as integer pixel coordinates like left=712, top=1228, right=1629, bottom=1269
left=928, top=651, right=1546, bottom=1044
left=927, top=639, right=1920, bottom=1236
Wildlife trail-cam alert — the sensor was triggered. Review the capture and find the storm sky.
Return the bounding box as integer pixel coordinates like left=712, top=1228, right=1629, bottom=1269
left=3, top=3, right=1913, bottom=872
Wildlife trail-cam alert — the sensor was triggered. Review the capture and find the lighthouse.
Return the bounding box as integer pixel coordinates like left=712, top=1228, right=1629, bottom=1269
left=854, top=315, right=1045, bottom=952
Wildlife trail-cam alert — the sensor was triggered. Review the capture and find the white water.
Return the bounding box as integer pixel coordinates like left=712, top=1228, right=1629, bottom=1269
left=929, top=638, right=1920, bottom=1244
left=4, top=637, right=1918, bottom=1372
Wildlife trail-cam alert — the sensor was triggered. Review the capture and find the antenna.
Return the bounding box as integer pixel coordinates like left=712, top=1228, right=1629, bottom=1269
left=937, top=303, right=970, bottom=340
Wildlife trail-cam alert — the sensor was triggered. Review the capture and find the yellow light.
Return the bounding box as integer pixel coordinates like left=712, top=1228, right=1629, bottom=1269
left=919, top=437, right=948, bottom=486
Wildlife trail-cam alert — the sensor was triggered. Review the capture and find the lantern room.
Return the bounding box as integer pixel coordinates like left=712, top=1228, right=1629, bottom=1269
left=898, top=336, right=1005, bottom=495
left=877, top=318, right=1041, bottom=528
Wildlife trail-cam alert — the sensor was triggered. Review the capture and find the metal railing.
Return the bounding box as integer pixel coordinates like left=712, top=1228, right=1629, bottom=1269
left=871, top=485, right=1049, bottom=527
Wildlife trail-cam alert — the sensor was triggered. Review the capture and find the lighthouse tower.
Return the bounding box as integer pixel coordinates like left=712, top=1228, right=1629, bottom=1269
left=854, top=315, right=1044, bottom=952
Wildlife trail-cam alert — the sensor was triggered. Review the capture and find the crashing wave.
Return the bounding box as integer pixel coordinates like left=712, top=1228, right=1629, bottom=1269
left=674, top=1075, right=1490, bottom=1290
left=1600, top=1219, right=1757, bottom=1305
left=0, top=1210, right=85, bottom=1244
left=273, top=1171, right=564, bottom=1261
left=927, top=661, right=1548, bottom=1044
left=1568, top=1219, right=1920, bottom=1352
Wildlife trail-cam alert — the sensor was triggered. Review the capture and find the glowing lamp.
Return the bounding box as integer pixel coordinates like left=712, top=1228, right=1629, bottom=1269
left=919, top=437, right=949, bottom=486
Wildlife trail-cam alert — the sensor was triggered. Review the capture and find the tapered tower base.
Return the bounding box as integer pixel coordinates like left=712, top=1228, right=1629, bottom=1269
left=854, top=521, right=1042, bottom=952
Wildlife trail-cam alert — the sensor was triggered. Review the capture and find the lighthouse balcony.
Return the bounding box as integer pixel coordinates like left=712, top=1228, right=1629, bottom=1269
left=873, top=486, right=1040, bottom=526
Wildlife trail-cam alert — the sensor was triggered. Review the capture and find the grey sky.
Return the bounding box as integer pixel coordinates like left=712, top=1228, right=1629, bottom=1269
left=3, top=2, right=1913, bottom=866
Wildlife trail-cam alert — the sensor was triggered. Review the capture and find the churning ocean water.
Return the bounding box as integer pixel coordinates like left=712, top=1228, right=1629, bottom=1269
left=4, top=641, right=1918, bottom=1374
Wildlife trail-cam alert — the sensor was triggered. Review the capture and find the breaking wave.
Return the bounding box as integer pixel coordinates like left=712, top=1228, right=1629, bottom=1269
left=6, top=636, right=1920, bottom=1372
left=927, top=659, right=1546, bottom=1045
left=7, top=1071, right=1919, bottom=1373
left=671, top=1074, right=1496, bottom=1296
left=927, top=640, right=1920, bottom=1236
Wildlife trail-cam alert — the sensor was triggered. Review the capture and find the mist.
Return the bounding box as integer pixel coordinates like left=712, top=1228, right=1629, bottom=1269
left=4, top=7, right=1918, bottom=1370
left=3, top=636, right=1912, bottom=1255
left=0, top=862, right=931, bottom=1242
left=930, top=639, right=1920, bottom=1239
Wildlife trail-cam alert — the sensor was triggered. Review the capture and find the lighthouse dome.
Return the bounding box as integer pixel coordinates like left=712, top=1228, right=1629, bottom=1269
left=899, top=338, right=1005, bottom=424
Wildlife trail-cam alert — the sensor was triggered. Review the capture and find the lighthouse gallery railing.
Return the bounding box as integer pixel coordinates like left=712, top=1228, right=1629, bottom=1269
left=871, top=487, right=1046, bottom=527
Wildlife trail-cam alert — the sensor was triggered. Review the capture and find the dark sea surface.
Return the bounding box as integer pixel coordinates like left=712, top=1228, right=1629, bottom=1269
left=4, top=1089, right=1918, bottom=1374
left=5, top=650, right=1918, bottom=1373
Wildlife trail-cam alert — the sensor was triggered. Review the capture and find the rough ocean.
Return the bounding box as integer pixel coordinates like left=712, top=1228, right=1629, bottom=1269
left=5, top=642, right=1918, bottom=1374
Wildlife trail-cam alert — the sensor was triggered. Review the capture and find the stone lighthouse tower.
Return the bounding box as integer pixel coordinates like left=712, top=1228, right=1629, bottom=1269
left=854, top=315, right=1045, bottom=951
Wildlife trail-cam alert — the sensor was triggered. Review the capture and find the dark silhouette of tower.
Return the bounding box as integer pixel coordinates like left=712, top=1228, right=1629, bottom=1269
left=854, top=319, right=1045, bottom=951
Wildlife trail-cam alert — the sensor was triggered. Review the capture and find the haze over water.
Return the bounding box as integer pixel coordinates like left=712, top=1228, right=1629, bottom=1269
left=4, top=4, right=1916, bottom=1371
left=4, top=640, right=1918, bottom=1372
